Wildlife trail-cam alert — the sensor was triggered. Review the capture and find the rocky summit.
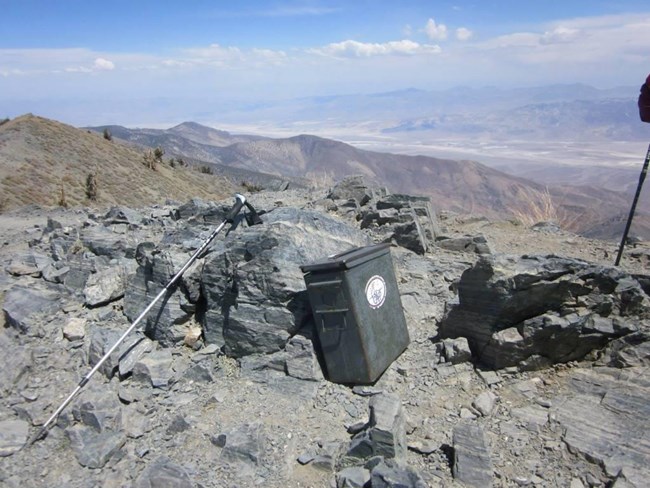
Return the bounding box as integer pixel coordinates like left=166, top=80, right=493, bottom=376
left=1, top=176, right=649, bottom=488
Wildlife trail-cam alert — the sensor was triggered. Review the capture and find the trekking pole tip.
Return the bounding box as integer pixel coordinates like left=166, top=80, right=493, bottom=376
left=27, top=426, right=49, bottom=446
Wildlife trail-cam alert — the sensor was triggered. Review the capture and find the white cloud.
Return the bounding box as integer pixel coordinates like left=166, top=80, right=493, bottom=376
left=456, top=27, right=473, bottom=41
left=425, top=18, right=448, bottom=41
left=64, top=66, right=93, bottom=73
left=475, top=13, right=650, bottom=67
left=540, top=26, right=579, bottom=45
left=176, top=44, right=287, bottom=68
left=311, top=39, right=441, bottom=58
left=182, top=44, right=244, bottom=65
left=1, top=11, right=648, bottom=111
left=93, top=57, right=115, bottom=70
left=251, top=48, right=288, bottom=64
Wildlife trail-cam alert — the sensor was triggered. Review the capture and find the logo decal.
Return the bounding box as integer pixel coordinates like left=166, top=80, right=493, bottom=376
left=365, top=275, right=387, bottom=309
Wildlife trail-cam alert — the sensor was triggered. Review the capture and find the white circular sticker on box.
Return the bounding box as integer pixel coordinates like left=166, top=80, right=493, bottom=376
left=365, top=275, right=387, bottom=309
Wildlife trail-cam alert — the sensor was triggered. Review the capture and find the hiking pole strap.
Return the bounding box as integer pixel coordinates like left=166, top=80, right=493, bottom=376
left=615, top=143, right=650, bottom=266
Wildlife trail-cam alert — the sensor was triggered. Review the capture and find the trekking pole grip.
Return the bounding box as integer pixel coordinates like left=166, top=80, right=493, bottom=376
left=226, top=193, right=246, bottom=222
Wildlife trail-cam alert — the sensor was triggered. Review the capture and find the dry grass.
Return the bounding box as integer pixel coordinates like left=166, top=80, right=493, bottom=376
left=240, top=180, right=263, bottom=193
left=0, top=114, right=236, bottom=211
left=306, top=170, right=336, bottom=190
left=509, top=187, right=581, bottom=231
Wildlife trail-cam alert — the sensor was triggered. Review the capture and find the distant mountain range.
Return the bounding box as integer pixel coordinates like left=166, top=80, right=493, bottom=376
left=216, top=83, right=648, bottom=142
left=8, top=83, right=644, bottom=145
left=383, top=98, right=646, bottom=141
left=0, top=113, right=646, bottom=241
left=87, top=120, right=650, bottom=239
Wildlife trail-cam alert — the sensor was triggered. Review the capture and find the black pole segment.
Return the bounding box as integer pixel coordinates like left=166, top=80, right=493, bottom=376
left=244, top=201, right=264, bottom=226
left=615, top=144, right=650, bottom=266
left=226, top=193, right=246, bottom=222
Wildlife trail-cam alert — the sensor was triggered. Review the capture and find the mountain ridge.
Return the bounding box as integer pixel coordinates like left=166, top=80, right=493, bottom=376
left=86, top=119, right=650, bottom=239
left=0, top=114, right=236, bottom=210
left=2, top=113, right=648, bottom=240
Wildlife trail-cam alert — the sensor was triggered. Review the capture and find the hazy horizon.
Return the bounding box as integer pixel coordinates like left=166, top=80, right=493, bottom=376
left=2, top=1, right=649, bottom=126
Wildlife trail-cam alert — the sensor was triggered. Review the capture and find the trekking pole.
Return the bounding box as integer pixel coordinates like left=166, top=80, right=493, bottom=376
left=615, top=144, right=650, bottom=266
left=30, top=193, right=258, bottom=444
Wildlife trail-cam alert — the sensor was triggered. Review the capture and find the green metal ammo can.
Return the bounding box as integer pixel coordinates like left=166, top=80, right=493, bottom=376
left=300, top=243, right=410, bottom=384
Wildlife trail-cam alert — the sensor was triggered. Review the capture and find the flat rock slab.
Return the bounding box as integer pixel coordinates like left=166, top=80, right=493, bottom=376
left=66, top=425, right=126, bottom=468
left=553, top=367, right=650, bottom=485
left=452, top=422, right=493, bottom=488
left=3, top=285, right=62, bottom=333
left=132, top=349, right=173, bottom=388
left=0, top=332, right=31, bottom=395
left=0, top=419, right=29, bottom=457
left=135, top=456, right=194, bottom=488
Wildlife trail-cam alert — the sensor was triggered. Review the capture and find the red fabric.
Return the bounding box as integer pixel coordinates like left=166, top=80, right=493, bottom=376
left=640, top=76, right=650, bottom=123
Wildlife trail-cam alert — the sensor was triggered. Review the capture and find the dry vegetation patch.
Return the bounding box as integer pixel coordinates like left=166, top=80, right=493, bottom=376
left=0, top=115, right=236, bottom=212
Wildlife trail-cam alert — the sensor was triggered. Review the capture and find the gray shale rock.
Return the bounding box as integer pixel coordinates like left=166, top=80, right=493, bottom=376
left=328, top=175, right=382, bottom=206
left=452, top=422, right=493, bottom=488
left=5, top=250, right=52, bottom=277
left=218, top=423, right=265, bottom=471
left=472, top=391, right=498, bottom=416
left=553, top=368, right=650, bottom=484
left=606, top=331, right=650, bottom=367
left=3, top=285, right=62, bottom=334
left=285, top=334, right=324, bottom=381
left=135, top=456, right=194, bottom=488
left=66, top=425, right=127, bottom=469
left=359, top=193, right=439, bottom=255
left=118, top=335, right=155, bottom=378
left=103, top=206, right=147, bottom=227
left=439, top=254, right=649, bottom=369
left=81, top=224, right=136, bottom=259
left=436, top=234, right=492, bottom=255
left=336, top=467, right=371, bottom=488
left=124, top=243, right=197, bottom=347
left=84, top=261, right=134, bottom=307
left=132, top=349, right=173, bottom=388
left=441, top=337, right=472, bottom=364
left=88, top=325, right=128, bottom=378
left=72, top=387, right=123, bottom=432
left=345, top=393, right=407, bottom=464
left=370, top=459, right=427, bottom=488
left=0, top=419, right=29, bottom=457
left=0, top=332, right=31, bottom=396
left=200, top=207, right=371, bottom=356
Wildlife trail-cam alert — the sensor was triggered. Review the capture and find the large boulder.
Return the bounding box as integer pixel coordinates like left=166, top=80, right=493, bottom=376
left=201, top=207, right=371, bottom=357
left=122, top=206, right=371, bottom=356
left=439, top=254, right=650, bottom=369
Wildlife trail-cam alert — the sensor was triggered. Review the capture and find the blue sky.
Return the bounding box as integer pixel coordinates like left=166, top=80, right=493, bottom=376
left=2, top=1, right=649, bottom=124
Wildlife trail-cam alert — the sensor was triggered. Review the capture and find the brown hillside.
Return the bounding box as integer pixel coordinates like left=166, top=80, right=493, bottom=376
left=0, top=114, right=235, bottom=211
left=218, top=134, right=637, bottom=233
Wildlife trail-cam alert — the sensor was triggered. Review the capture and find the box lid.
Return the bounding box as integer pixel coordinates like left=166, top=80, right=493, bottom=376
left=300, top=243, right=391, bottom=273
